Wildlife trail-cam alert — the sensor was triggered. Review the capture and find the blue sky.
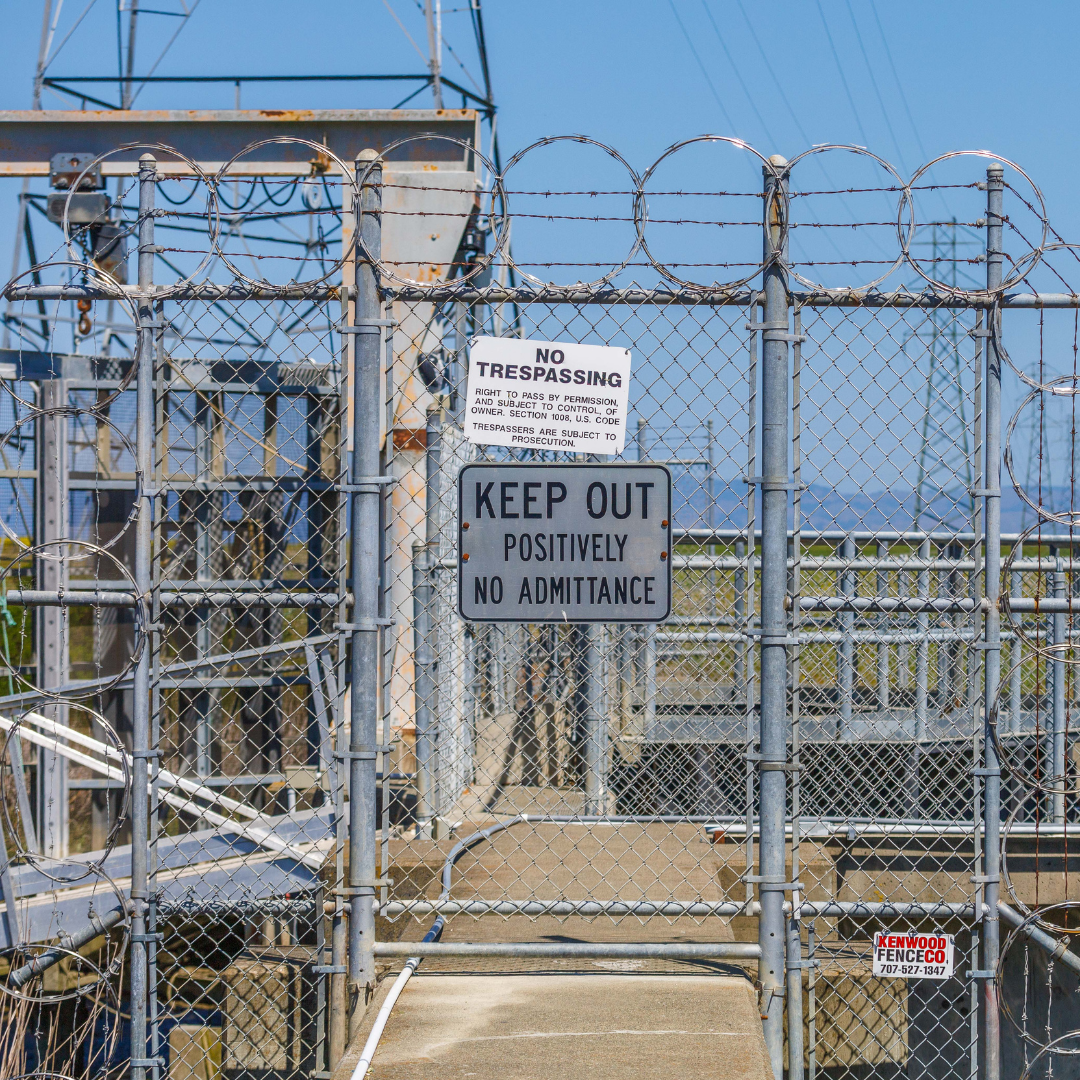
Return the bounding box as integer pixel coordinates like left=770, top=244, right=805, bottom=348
left=0, top=1, right=1078, bottom=519
left=0, top=1, right=1072, bottom=189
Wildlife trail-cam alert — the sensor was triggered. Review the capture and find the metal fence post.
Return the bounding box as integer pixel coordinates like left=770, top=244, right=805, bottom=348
left=583, top=622, right=607, bottom=815
left=916, top=537, right=930, bottom=741
left=758, top=155, right=790, bottom=1080
left=982, top=160, right=1004, bottom=1080
left=877, top=540, right=890, bottom=711
left=130, top=152, right=157, bottom=1080
left=412, top=404, right=442, bottom=836
left=1009, top=540, right=1022, bottom=734
left=1053, top=555, right=1066, bottom=822
left=838, top=535, right=855, bottom=737
left=348, top=149, right=383, bottom=1031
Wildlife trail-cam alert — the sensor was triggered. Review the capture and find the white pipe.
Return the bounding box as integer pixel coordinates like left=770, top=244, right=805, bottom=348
left=349, top=956, right=422, bottom=1080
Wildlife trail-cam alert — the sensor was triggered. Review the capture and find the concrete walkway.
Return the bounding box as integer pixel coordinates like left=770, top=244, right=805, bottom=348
left=365, top=972, right=770, bottom=1079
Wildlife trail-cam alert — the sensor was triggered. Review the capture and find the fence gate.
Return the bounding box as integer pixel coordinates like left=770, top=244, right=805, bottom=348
left=0, top=135, right=1078, bottom=1080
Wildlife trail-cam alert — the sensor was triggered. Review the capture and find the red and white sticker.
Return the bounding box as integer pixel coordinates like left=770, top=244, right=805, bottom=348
left=872, top=931, right=954, bottom=980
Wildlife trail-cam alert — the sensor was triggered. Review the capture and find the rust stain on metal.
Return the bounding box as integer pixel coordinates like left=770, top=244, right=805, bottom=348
left=393, top=427, right=427, bottom=451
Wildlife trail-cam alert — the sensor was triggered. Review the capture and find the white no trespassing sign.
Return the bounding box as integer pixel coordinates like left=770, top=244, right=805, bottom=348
left=872, top=931, right=954, bottom=980
left=463, top=336, right=632, bottom=455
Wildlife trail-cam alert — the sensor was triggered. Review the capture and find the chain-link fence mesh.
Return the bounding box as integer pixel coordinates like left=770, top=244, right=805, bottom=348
left=0, top=135, right=1076, bottom=1080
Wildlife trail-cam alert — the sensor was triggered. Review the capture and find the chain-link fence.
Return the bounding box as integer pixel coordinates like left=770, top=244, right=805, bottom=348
left=0, top=134, right=1078, bottom=1080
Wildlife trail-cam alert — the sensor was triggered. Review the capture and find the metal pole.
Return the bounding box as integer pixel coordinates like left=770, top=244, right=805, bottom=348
left=583, top=623, right=607, bottom=815
left=348, top=150, right=383, bottom=1033
left=129, top=152, right=156, bottom=1080
left=423, top=0, right=444, bottom=109
left=982, top=160, right=1004, bottom=1080
left=877, top=540, right=890, bottom=711
left=36, top=381, right=67, bottom=858
left=637, top=419, right=656, bottom=738
left=1009, top=540, right=1023, bottom=734
left=916, top=537, right=930, bottom=741
left=412, top=408, right=442, bottom=836
left=838, top=535, right=855, bottom=737
left=1053, top=556, right=1067, bottom=823
left=758, top=155, right=790, bottom=1080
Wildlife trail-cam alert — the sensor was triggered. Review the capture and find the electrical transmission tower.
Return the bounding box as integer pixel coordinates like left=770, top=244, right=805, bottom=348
left=911, top=220, right=984, bottom=530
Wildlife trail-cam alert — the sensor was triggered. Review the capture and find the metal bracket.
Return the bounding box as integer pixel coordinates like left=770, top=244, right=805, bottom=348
left=336, top=618, right=393, bottom=632
left=337, top=745, right=394, bottom=760
left=788, top=959, right=821, bottom=970
left=745, top=875, right=803, bottom=892
left=130, top=749, right=162, bottom=760
left=762, top=330, right=807, bottom=344
left=971, top=641, right=1000, bottom=651
left=313, top=964, right=347, bottom=974
left=971, top=874, right=1000, bottom=885
left=341, top=319, right=397, bottom=334
left=130, top=1059, right=166, bottom=1068
left=746, top=320, right=789, bottom=332
left=744, top=629, right=800, bottom=646
left=967, top=969, right=996, bottom=980
left=336, top=880, right=392, bottom=892
left=972, top=768, right=1001, bottom=777
left=969, top=327, right=993, bottom=338
left=744, top=754, right=798, bottom=773
left=340, top=477, right=395, bottom=491
left=130, top=932, right=162, bottom=944
left=743, top=475, right=804, bottom=490
left=969, top=488, right=1001, bottom=497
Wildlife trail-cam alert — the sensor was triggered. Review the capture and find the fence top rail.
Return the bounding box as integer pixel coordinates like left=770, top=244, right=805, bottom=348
left=9, top=281, right=1080, bottom=308
left=377, top=284, right=1080, bottom=309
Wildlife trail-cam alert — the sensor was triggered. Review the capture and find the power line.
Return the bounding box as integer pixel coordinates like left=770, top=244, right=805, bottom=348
left=698, top=0, right=778, bottom=149
left=814, top=0, right=871, bottom=148
left=732, top=0, right=810, bottom=147
left=843, top=0, right=905, bottom=171
left=665, top=0, right=738, bottom=135
left=867, top=0, right=928, bottom=163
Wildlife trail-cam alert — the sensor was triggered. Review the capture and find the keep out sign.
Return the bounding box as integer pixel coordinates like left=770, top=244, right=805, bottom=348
left=457, top=463, right=671, bottom=623
left=872, top=931, right=955, bottom=979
